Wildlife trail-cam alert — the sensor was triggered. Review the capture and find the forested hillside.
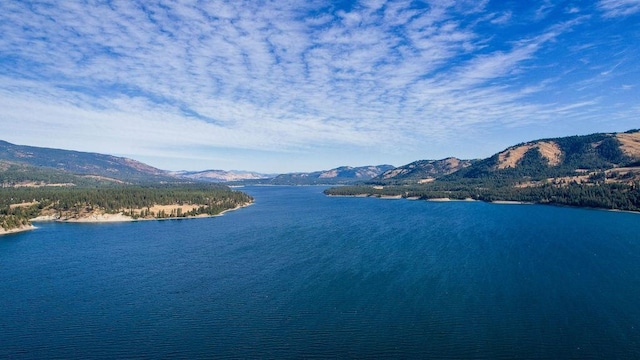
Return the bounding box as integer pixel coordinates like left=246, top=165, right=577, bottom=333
left=0, top=160, right=124, bottom=187
left=326, top=130, right=640, bottom=212
left=373, top=157, right=474, bottom=184
left=0, top=140, right=175, bottom=183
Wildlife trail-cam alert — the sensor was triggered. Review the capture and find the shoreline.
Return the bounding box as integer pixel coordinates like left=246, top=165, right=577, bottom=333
left=30, top=201, right=254, bottom=224
left=490, top=200, right=532, bottom=205
left=326, top=193, right=639, bottom=214
left=0, top=224, right=37, bottom=236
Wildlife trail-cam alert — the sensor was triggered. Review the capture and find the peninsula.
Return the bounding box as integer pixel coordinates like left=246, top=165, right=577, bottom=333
left=1, top=184, right=253, bottom=235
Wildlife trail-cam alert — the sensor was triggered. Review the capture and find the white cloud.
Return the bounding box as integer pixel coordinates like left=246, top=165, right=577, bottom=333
left=598, top=0, right=640, bottom=17
left=0, top=1, right=637, bottom=171
left=490, top=11, right=512, bottom=25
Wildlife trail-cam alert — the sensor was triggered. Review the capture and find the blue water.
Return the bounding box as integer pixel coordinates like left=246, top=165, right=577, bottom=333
left=2, top=186, right=640, bottom=359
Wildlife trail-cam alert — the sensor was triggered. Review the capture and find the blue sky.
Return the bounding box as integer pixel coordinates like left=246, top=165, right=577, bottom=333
left=1, top=0, right=639, bottom=173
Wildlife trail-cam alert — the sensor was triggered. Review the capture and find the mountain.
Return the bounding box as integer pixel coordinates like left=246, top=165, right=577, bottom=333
left=0, top=140, right=394, bottom=187
left=171, top=169, right=275, bottom=182
left=268, top=165, right=395, bottom=185
left=446, top=130, right=640, bottom=182
left=367, top=130, right=640, bottom=186
left=0, top=140, right=174, bottom=184
left=0, top=160, right=112, bottom=187
left=325, top=130, right=640, bottom=212
left=374, top=157, right=474, bottom=183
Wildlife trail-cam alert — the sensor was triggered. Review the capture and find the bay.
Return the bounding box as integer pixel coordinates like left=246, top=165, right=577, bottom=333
left=1, top=185, right=640, bottom=359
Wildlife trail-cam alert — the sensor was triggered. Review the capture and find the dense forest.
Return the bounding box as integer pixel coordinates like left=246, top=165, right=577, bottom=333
left=0, top=184, right=253, bottom=231
left=325, top=181, right=640, bottom=212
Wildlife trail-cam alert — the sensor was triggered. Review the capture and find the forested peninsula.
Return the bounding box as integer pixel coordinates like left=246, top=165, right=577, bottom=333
left=1, top=184, right=253, bottom=235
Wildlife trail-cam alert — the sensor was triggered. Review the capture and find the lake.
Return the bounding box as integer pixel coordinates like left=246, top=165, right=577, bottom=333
left=2, top=185, right=640, bottom=359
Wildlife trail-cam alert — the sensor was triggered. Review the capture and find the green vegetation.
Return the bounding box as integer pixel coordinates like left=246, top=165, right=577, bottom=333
left=0, top=140, right=176, bottom=183
left=325, top=182, right=640, bottom=211
left=326, top=131, right=640, bottom=212
left=0, top=161, right=118, bottom=187
left=0, top=184, right=253, bottom=231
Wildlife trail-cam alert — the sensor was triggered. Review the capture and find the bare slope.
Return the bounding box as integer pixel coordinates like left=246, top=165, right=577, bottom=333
left=617, top=132, right=640, bottom=158
left=497, top=141, right=562, bottom=169
left=376, top=157, right=473, bottom=183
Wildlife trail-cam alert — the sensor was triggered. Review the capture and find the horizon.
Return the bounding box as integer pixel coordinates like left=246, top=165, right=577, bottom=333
left=4, top=127, right=639, bottom=175
left=1, top=1, right=639, bottom=173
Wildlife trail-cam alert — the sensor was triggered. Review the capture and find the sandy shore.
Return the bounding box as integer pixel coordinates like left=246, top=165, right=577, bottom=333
left=64, top=213, right=135, bottom=223
left=491, top=200, right=532, bottom=205
left=213, top=202, right=254, bottom=216
left=378, top=195, right=403, bottom=199
left=31, top=213, right=134, bottom=223
left=0, top=225, right=36, bottom=236
left=30, top=202, right=254, bottom=224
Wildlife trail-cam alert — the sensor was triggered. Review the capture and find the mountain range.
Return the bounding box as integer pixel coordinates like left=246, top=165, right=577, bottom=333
left=325, top=129, right=640, bottom=212
left=1, top=129, right=640, bottom=188
left=264, top=165, right=396, bottom=185
left=169, top=169, right=275, bottom=182
left=0, top=140, right=392, bottom=186
left=441, top=130, right=640, bottom=185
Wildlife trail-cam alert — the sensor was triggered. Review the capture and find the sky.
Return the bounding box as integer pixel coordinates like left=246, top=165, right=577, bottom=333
left=1, top=0, right=639, bottom=173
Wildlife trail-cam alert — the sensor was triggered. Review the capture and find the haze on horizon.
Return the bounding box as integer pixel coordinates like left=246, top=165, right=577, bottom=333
left=1, top=0, right=639, bottom=173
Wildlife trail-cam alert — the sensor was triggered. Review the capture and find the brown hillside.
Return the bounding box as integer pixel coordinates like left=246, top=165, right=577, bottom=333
left=617, top=132, right=640, bottom=158
left=497, top=141, right=562, bottom=169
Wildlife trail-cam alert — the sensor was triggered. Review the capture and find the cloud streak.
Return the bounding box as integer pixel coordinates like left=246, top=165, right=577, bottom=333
left=0, top=1, right=639, bottom=172
left=598, top=0, right=640, bottom=17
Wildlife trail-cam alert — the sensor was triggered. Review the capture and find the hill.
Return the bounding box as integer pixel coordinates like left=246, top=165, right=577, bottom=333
left=446, top=130, right=640, bottom=182
left=0, top=140, right=175, bottom=185
left=373, top=157, right=474, bottom=184
left=325, top=130, right=640, bottom=212
left=0, top=140, right=392, bottom=186
left=0, top=160, right=113, bottom=187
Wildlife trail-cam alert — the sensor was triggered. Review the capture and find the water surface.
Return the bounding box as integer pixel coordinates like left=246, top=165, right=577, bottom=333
left=2, top=186, right=640, bottom=358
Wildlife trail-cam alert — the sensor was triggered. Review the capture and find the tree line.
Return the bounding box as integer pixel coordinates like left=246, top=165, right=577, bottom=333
left=0, top=184, right=253, bottom=230
left=325, top=181, right=640, bottom=212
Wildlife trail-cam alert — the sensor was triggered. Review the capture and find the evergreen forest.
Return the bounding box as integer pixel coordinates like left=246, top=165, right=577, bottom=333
left=0, top=184, right=253, bottom=231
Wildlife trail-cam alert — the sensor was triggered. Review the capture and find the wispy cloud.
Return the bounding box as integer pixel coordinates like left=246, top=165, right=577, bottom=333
left=598, top=0, right=640, bottom=17
left=0, top=1, right=638, bottom=171
left=490, top=11, right=513, bottom=25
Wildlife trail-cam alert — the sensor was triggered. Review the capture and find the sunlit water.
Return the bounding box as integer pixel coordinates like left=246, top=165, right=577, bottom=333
left=2, top=186, right=640, bottom=359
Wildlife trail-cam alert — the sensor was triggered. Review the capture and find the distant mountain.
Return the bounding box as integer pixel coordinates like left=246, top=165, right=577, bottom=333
left=171, top=169, right=275, bottom=182
left=268, top=165, right=395, bottom=185
left=374, top=157, right=474, bottom=183
left=0, top=140, right=396, bottom=187
left=0, top=140, right=174, bottom=184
